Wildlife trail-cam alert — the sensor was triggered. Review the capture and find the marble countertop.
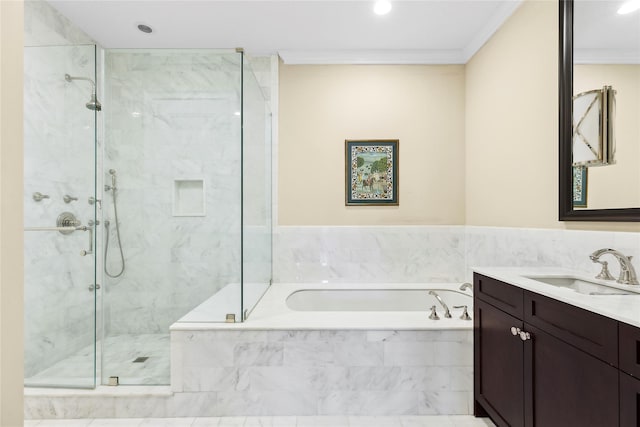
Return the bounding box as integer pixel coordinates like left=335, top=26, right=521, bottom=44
left=473, top=267, right=640, bottom=328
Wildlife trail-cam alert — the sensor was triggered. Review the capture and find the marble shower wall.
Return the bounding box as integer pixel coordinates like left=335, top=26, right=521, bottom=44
left=273, top=226, right=640, bottom=284
left=24, top=1, right=99, bottom=381
left=24, top=0, right=94, bottom=47
left=103, top=50, right=261, bottom=334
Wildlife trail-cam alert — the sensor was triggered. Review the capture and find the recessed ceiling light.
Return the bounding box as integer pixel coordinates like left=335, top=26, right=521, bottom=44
left=137, top=24, right=153, bottom=34
left=618, top=0, right=640, bottom=14
left=374, top=0, right=392, bottom=16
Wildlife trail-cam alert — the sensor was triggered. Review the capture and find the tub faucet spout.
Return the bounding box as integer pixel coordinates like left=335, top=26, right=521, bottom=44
left=429, top=290, right=451, bottom=318
left=590, top=248, right=639, bottom=285
left=459, top=283, right=473, bottom=292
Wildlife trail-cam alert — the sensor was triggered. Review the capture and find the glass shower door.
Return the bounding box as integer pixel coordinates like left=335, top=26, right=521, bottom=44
left=23, top=44, right=98, bottom=388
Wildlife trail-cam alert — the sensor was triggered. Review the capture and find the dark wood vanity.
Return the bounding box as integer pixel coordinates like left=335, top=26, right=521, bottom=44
left=473, top=272, right=640, bottom=427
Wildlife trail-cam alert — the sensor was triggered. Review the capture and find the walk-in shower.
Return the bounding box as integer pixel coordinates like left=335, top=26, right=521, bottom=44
left=24, top=45, right=272, bottom=388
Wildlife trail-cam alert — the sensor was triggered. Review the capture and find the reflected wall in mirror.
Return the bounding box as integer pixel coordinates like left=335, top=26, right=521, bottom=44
left=559, top=0, right=640, bottom=221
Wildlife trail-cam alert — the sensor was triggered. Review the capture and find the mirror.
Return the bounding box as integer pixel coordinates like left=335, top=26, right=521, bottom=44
left=559, top=0, right=640, bottom=221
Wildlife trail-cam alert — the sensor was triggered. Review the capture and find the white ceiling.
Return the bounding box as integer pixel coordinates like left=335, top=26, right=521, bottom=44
left=47, top=0, right=523, bottom=64
left=47, top=0, right=640, bottom=64
left=574, top=0, right=640, bottom=64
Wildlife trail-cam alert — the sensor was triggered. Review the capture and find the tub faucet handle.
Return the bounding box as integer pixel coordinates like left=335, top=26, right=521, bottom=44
left=428, top=305, right=440, bottom=320
left=454, top=305, right=472, bottom=321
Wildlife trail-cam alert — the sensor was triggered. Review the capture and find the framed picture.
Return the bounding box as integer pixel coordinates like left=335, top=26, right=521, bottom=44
left=345, top=139, right=399, bottom=206
left=573, top=165, right=588, bottom=208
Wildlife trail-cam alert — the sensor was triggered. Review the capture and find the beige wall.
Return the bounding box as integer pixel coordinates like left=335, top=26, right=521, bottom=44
left=574, top=64, right=640, bottom=210
left=279, top=64, right=466, bottom=225
left=465, top=0, right=560, bottom=229
left=465, top=0, right=639, bottom=232
left=0, top=0, right=25, bottom=425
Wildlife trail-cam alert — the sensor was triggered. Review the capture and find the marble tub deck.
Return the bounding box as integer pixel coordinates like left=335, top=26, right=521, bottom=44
left=26, top=415, right=496, bottom=426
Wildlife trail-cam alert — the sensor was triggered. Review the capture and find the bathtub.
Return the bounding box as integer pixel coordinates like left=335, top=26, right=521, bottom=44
left=172, top=282, right=474, bottom=330
left=287, top=288, right=471, bottom=312
left=169, top=282, right=475, bottom=416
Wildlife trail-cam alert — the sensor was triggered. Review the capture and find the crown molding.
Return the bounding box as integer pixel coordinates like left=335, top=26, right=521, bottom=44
left=278, top=49, right=466, bottom=65
left=462, top=0, right=523, bottom=62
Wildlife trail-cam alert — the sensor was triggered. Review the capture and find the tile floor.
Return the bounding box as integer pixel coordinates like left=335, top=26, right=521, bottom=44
left=26, top=416, right=496, bottom=427
left=25, top=334, right=170, bottom=387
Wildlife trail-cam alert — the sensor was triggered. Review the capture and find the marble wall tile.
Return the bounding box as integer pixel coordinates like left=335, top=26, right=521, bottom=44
left=216, top=391, right=317, bottom=416
left=234, top=343, right=284, bottom=367
left=383, top=342, right=436, bottom=367
left=247, top=367, right=349, bottom=392
left=170, top=329, right=474, bottom=416
left=317, top=391, right=418, bottom=415
left=25, top=396, right=116, bottom=419
left=181, top=367, right=249, bottom=392
left=25, top=0, right=95, bottom=46
left=418, top=392, right=472, bottom=415
left=464, top=226, right=640, bottom=282
left=273, top=226, right=467, bottom=284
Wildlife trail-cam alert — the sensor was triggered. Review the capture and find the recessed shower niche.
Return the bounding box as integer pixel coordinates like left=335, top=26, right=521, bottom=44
left=173, top=179, right=205, bottom=217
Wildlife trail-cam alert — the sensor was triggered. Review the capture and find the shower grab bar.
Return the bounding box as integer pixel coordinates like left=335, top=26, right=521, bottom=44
left=24, top=225, right=94, bottom=257
left=24, top=225, right=89, bottom=232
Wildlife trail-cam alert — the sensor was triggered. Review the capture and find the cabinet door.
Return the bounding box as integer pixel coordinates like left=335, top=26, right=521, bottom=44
left=475, top=299, right=524, bottom=427
left=621, top=372, right=640, bottom=427
left=524, top=324, right=619, bottom=427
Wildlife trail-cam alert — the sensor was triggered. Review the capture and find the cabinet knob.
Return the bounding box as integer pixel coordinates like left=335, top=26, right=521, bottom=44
left=519, top=331, right=531, bottom=341
left=511, top=326, right=521, bottom=336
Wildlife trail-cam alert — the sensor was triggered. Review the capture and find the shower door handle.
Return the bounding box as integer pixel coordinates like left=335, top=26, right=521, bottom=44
left=79, top=222, right=94, bottom=256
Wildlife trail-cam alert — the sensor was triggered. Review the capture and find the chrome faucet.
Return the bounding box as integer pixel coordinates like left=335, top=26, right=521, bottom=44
left=429, top=290, right=452, bottom=318
left=590, top=248, right=639, bottom=285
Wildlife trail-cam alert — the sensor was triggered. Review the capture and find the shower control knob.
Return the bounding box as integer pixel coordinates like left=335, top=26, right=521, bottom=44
left=32, top=192, right=50, bottom=202
left=63, top=195, right=78, bottom=203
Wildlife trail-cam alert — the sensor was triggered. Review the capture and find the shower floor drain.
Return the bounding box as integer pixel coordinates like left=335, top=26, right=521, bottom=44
left=132, top=356, right=149, bottom=363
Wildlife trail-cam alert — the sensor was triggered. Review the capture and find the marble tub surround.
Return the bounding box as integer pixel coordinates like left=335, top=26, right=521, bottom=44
left=170, top=328, right=473, bottom=416
left=273, top=226, right=466, bottom=284
left=473, top=267, right=640, bottom=328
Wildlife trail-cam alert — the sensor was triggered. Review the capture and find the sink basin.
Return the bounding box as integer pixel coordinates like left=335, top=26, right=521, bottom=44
left=525, top=276, right=638, bottom=296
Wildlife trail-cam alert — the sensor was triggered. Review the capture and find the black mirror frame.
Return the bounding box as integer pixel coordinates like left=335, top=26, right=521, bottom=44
left=558, top=0, right=640, bottom=222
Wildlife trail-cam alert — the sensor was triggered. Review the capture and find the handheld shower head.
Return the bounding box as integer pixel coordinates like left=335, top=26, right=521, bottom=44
left=65, top=74, right=102, bottom=111
left=108, top=169, right=117, bottom=190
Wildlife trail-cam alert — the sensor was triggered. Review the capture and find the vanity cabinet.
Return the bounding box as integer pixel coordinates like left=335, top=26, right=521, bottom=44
left=619, top=323, right=640, bottom=427
left=474, top=273, right=619, bottom=427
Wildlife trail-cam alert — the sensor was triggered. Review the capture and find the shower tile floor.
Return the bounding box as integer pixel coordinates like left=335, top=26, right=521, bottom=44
left=26, top=334, right=170, bottom=387
left=26, top=416, right=496, bottom=426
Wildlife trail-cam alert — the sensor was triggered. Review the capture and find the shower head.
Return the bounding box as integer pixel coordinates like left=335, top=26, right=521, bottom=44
left=86, top=94, right=102, bottom=111
left=65, top=73, right=102, bottom=112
